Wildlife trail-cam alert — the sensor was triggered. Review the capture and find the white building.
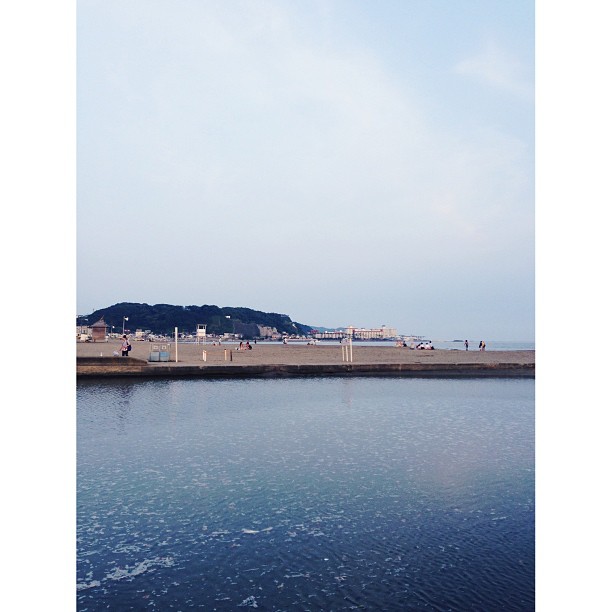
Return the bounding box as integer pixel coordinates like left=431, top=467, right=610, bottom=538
left=312, top=325, right=398, bottom=340
left=345, top=325, right=398, bottom=340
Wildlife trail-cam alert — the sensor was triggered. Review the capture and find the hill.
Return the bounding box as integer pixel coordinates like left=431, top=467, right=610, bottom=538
left=77, top=302, right=315, bottom=338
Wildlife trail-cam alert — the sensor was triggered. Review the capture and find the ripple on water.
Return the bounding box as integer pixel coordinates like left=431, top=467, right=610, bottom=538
left=77, top=377, right=534, bottom=610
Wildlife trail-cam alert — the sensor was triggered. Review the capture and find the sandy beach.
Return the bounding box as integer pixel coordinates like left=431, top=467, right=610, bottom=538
left=77, top=340, right=534, bottom=377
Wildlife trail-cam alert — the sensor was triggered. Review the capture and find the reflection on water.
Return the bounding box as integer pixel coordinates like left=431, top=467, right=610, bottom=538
left=77, top=377, right=534, bottom=610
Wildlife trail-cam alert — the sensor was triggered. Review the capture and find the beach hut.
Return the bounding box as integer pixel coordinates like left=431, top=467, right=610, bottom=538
left=91, top=318, right=107, bottom=342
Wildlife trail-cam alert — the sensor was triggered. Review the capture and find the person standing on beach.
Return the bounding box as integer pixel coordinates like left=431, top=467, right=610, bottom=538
left=120, top=334, right=129, bottom=357
left=481, top=341, right=486, bottom=351
left=465, top=340, right=469, bottom=351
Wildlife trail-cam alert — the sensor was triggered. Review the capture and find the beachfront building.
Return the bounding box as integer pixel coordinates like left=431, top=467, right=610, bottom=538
left=311, top=325, right=399, bottom=340
left=91, top=318, right=108, bottom=342
left=311, top=330, right=344, bottom=340
left=76, top=324, right=92, bottom=336
left=257, top=325, right=282, bottom=340
left=134, top=329, right=152, bottom=340
left=345, top=325, right=398, bottom=340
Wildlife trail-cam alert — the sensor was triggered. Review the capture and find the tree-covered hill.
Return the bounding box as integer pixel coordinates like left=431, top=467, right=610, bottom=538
left=77, top=303, right=315, bottom=338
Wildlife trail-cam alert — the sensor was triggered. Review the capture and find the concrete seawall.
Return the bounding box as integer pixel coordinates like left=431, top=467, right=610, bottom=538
left=77, top=356, right=535, bottom=379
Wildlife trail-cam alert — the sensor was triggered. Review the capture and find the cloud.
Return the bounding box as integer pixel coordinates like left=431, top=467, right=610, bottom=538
left=455, top=41, right=534, bottom=101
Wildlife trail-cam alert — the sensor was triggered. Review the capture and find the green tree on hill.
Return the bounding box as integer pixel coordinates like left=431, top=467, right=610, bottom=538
left=77, top=302, right=313, bottom=338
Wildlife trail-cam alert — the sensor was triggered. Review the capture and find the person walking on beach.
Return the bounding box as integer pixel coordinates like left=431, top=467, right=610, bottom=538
left=120, top=334, right=130, bottom=357
left=465, top=340, right=469, bottom=351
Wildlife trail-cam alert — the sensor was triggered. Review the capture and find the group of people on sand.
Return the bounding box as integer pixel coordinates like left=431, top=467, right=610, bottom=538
left=117, top=336, right=258, bottom=355
left=396, top=340, right=435, bottom=349
left=415, top=342, right=434, bottom=350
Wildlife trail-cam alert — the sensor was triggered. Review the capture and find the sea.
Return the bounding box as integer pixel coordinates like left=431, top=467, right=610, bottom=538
left=419, top=340, right=534, bottom=351
left=77, top=376, right=534, bottom=610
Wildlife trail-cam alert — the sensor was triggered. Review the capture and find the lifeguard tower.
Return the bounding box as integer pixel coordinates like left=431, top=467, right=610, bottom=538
left=196, top=324, right=207, bottom=345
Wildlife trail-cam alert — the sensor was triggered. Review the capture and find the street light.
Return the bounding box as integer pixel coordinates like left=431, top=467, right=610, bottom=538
left=122, top=316, right=129, bottom=335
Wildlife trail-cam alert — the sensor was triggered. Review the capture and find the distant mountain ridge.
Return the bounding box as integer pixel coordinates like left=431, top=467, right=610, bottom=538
left=77, top=302, right=315, bottom=338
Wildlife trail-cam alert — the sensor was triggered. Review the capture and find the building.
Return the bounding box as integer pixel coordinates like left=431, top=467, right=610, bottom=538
left=311, top=330, right=344, bottom=340
left=91, top=318, right=108, bottom=342
left=312, top=325, right=398, bottom=340
left=257, top=325, right=280, bottom=339
left=345, top=325, right=398, bottom=340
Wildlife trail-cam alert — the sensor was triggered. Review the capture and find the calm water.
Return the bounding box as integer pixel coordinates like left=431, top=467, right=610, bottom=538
left=77, top=377, right=534, bottom=610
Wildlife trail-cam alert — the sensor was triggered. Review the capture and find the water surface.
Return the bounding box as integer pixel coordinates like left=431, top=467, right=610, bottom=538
left=77, top=377, right=534, bottom=610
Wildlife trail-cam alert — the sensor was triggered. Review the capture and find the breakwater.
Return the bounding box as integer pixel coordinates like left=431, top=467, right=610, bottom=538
left=77, top=356, right=534, bottom=379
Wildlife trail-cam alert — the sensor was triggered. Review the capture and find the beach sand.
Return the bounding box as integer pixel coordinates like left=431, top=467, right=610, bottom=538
left=76, top=340, right=535, bottom=368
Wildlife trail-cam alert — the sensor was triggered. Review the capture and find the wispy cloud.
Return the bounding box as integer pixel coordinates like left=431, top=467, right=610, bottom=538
left=455, top=41, right=534, bottom=101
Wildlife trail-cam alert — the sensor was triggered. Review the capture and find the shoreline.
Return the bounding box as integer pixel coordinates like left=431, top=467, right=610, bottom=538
left=76, top=342, right=535, bottom=379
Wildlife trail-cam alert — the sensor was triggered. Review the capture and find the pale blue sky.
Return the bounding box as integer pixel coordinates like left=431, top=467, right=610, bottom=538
left=77, top=0, right=534, bottom=339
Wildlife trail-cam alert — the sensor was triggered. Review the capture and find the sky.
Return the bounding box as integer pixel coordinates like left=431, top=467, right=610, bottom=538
left=77, top=0, right=535, bottom=340
left=77, top=0, right=534, bottom=339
